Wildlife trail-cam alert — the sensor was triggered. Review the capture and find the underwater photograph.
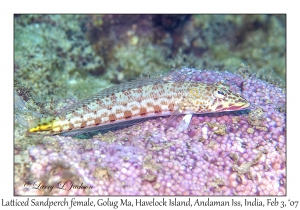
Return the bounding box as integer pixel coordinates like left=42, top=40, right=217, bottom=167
left=14, top=14, right=286, bottom=196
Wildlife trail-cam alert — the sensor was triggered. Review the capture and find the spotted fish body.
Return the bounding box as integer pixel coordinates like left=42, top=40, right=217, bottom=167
left=28, top=69, right=250, bottom=135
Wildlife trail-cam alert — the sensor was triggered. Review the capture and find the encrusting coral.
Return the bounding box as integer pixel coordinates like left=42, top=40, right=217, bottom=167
left=14, top=68, right=286, bottom=195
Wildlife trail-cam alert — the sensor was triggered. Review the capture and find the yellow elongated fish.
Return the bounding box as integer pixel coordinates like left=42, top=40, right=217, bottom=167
left=28, top=68, right=250, bottom=135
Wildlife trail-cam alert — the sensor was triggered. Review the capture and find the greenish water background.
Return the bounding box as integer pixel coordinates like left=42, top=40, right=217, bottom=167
left=14, top=14, right=286, bottom=102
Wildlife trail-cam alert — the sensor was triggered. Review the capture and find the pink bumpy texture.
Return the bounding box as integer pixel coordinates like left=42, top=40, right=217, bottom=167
left=15, top=68, right=286, bottom=195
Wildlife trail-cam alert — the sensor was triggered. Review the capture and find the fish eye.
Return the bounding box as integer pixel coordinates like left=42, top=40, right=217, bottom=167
left=218, top=91, right=224, bottom=95
left=213, top=89, right=226, bottom=99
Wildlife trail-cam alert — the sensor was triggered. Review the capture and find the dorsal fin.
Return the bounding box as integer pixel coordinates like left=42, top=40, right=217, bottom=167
left=59, top=75, right=166, bottom=115
left=59, top=67, right=197, bottom=115
left=162, top=67, right=196, bottom=82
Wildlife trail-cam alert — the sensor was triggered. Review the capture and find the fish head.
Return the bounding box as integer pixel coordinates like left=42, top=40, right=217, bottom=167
left=209, top=83, right=250, bottom=112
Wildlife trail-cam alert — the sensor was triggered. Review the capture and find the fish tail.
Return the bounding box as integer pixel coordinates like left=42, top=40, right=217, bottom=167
left=28, top=116, right=55, bottom=133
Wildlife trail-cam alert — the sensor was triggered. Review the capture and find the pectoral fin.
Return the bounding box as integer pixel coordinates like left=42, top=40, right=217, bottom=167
left=165, top=106, right=193, bottom=132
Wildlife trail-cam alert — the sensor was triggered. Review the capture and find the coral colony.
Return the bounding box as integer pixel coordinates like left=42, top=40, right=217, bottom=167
left=14, top=68, right=286, bottom=195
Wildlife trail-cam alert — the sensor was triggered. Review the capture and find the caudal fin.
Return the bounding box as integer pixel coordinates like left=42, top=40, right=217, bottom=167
left=27, top=118, right=40, bottom=130
left=27, top=116, right=55, bottom=133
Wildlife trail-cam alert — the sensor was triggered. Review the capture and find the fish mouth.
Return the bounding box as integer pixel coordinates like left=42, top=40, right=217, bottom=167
left=226, top=101, right=250, bottom=111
